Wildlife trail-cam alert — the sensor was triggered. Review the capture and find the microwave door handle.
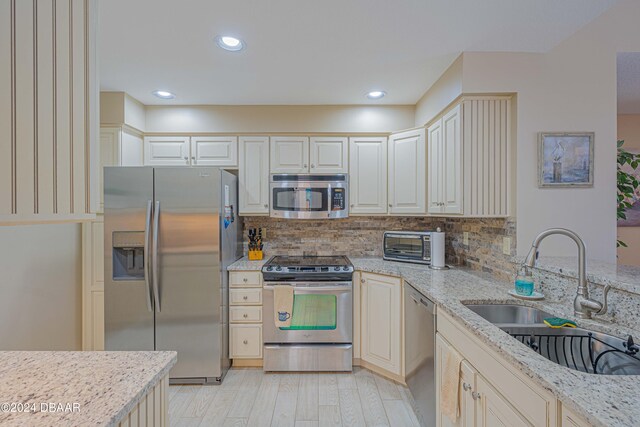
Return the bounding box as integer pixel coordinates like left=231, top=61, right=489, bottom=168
left=144, top=200, right=153, bottom=312
left=152, top=201, right=161, bottom=312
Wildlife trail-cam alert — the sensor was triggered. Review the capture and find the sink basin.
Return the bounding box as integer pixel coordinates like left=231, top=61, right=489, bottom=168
left=463, top=303, right=640, bottom=375
left=464, top=304, right=554, bottom=325
left=502, top=325, right=640, bottom=375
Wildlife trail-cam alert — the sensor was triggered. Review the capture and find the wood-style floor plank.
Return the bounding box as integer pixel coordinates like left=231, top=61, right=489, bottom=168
left=355, top=374, right=390, bottom=426
left=318, top=405, right=342, bottom=427
left=338, top=389, right=366, bottom=427
left=271, top=391, right=297, bottom=427
left=168, top=368, right=418, bottom=427
left=318, top=375, right=339, bottom=406
left=295, top=374, right=319, bottom=422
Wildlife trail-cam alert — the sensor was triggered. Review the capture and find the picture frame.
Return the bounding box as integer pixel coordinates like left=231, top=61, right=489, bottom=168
left=538, top=132, right=594, bottom=188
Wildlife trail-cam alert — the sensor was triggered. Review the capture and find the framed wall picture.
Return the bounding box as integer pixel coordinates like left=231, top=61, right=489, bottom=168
left=538, top=132, right=594, bottom=188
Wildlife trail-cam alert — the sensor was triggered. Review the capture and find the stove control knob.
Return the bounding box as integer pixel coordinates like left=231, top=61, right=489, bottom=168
left=266, top=266, right=273, bottom=271
left=334, top=267, right=340, bottom=271
left=276, top=266, right=282, bottom=271
left=343, top=266, right=349, bottom=271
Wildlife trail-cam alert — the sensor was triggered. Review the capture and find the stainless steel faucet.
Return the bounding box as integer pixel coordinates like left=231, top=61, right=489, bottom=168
left=523, top=228, right=611, bottom=319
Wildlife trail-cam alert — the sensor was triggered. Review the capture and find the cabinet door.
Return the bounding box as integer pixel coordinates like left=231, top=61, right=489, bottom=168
left=388, top=128, right=426, bottom=214
left=442, top=105, right=463, bottom=214
left=191, top=136, right=238, bottom=167
left=476, top=375, right=528, bottom=427
left=427, top=120, right=443, bottom=214
left=99, top=128, right=121, bottom=212
left=239, top=137, right=269, bottom=215
left=309, top=137, right=348, bottom=173
left=144, top=136, right=191, bottom=166
left=361, top=272, right=402, bottom=375
left=349, top=137, right=388, bottom=215
left=436, top=335, right=477, bottom=427
left=270, top=136, right=309, bottom=173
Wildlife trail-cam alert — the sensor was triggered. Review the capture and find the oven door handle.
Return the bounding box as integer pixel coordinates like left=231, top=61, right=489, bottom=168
left=263, top=284, right=352, bottom=292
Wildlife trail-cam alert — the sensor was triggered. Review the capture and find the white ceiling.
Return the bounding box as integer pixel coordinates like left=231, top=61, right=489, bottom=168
left=618, top=52, right=640, bottom=114
left=99, top=0, right=618, bottom=105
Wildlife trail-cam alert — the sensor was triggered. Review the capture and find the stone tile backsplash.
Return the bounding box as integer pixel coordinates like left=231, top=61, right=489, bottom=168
left=242, top=216, right=517, bottom=280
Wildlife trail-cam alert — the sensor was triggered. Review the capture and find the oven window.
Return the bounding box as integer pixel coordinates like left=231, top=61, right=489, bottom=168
left=272, top=188, right=328, bottom=212
left=279, top=294, right=337, bottom=330
left=385, top=236, right=423, bottom=257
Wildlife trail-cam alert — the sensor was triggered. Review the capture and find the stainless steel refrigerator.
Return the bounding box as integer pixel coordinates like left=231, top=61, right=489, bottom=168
left=104, top=167, right=242, bottom=384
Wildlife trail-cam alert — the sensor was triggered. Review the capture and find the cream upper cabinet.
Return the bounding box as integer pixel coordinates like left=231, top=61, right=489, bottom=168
left=270, top=136, right=310, bottom=173
left=239, top=136, right=270, bottom=215
left=428, top=105, right=462, bottom=215
left=388, top=128, right=426, bottom=215
left=191, top=136, right=238, bottom=167
left=144, top=136, right=191, bottom=166
left=360, top=272, right=402, bottom=376
left=309, top=137, right=348, bottom=173
left=99, top=128, right=121, bottom=213
left=349, top=137, right=388, bottom=215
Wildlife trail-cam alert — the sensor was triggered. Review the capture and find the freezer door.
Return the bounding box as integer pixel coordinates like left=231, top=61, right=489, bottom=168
left=104, top=167, right=155, bottom=351
left=154, top=167, right=223, bottom=380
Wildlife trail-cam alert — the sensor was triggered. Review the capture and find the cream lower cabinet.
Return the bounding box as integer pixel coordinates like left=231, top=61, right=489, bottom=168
left=229, top=271, right=263, bottom=359
left=437, top=310, right=557, bottom=427
left=360, top=272, right=403, bottom=377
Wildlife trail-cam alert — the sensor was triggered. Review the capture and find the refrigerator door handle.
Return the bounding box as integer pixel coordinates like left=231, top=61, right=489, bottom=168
left=144, top=200, right=153, bottom=312
left=152, top=200, right=161, bottom=312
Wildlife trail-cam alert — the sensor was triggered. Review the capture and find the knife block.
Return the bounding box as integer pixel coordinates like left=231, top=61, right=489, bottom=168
left=248, top=250, right=263, bottom=261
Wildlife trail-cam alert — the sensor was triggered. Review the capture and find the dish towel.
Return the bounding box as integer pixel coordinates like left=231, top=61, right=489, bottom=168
left=273, top=286, right=294, bottom=328
left=441, top=344, right=463, bottom=422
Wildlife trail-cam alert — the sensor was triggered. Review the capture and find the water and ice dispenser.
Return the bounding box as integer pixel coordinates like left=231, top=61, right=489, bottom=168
left=112, top=231, right=146, bottom=280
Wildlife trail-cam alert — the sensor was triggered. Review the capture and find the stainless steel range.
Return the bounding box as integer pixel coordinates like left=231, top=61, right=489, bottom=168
left=262, top=256, right=353, bottom=372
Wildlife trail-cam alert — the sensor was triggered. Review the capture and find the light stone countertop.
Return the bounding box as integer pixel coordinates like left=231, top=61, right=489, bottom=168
left=0, top=351, right=176, bottom=427
left=227, top=257, right=269, bottom=271
left=228, top=256, right=640, bottom=427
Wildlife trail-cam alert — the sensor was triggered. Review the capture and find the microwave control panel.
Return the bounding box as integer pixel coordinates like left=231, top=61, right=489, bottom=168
left=331, top=188, right=346, bottom=211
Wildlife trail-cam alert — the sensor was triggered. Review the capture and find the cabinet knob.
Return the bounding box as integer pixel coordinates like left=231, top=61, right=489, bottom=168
left=304, top=164, right=308, bottom=169
left=243, top=314, right=248, bottom=318
left=388, top=204, right=392, bottom=208
left=311, top=164, right=315, bottom=168
left=243, top=296, right=248, bottom=300
left=192, top=156, right=196, bottom=164
left=264, top=204, right=268, bottom=208
left=463, top=383, right=472, bottom=391
left=361, top=278, right=365, bottom=284
left=184, top=156, right=189, bottom=161
left=243, top=340, right=248, bottom=345
left=350, top=204, right=354, bottom=208
left=243, top=278, right=248, bottom=282
left=472, top=391, right=481, bottom=400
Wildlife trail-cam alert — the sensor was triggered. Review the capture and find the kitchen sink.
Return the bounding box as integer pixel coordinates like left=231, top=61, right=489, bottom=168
left=464, top=304, right=554, bottom=325
left=464, top=303, right=640, bottom=375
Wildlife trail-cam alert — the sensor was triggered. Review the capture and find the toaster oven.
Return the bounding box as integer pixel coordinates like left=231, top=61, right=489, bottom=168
left=383, top=231, right=441, bottom=265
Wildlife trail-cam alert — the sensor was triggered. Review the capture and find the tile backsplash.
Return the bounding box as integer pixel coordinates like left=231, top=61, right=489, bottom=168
left=242, top=216, right=516, bottom=280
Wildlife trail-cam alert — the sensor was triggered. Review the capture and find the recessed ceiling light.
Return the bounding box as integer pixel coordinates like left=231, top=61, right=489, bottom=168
left=366, top=90, right=386, bottom=100
left=152, top=90, right=175, bottom=99
left=215, top=35, right=245, bottom=52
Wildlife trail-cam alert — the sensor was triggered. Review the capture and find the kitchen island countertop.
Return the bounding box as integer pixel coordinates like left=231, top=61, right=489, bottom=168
left=0, top=351, right=176, bottom=426
left=229, top=256, right=640, bottom=427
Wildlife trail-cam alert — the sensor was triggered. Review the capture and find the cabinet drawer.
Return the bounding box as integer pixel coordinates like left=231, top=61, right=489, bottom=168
left=230, top=288, right=262, bottom=305
left=230, top=271, right=262, bottom=288
left=230, top=306, right=262, bottom=323
left=230, top=324, right=262, bottom=358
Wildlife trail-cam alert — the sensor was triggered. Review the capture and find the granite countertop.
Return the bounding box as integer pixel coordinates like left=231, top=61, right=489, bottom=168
left=0, top=351, right=176, bottom=427
left=228, top=256, right=640, bottom=427
left=513, top=255, right=640, bottom=295
left=227, top=257, right=269, bottom=271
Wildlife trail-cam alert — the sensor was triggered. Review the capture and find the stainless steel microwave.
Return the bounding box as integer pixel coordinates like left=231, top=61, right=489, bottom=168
left=383, top=231, right=439, bottom=265
left=269, top=174, right=349, bottom=219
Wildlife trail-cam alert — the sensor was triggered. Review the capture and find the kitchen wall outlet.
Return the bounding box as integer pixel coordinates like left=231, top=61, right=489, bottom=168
left=262, top=228, right=267, bottom=239
left=503, top=237, right=512, bottom=255
left=463, top=232, right=469, bottom=246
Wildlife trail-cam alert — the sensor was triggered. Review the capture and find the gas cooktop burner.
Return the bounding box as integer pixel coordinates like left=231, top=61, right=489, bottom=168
left=262, top=256, right=353, bottom=281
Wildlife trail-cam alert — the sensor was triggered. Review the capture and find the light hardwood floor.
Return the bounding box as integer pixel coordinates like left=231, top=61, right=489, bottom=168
left=168, top=367, right=420, bottom=427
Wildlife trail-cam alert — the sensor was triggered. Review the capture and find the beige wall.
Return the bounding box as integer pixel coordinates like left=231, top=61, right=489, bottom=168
left=414, top=55, right=463, bottom=127
left=420, top=0, right=640, bottom=262
left=144, top=105, right=415, bottom=134
left=100, top=91, right=146, bottom=131
left=0, top=223, right=82, bottom=350
left=617, top=114, right=640, bottom=265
